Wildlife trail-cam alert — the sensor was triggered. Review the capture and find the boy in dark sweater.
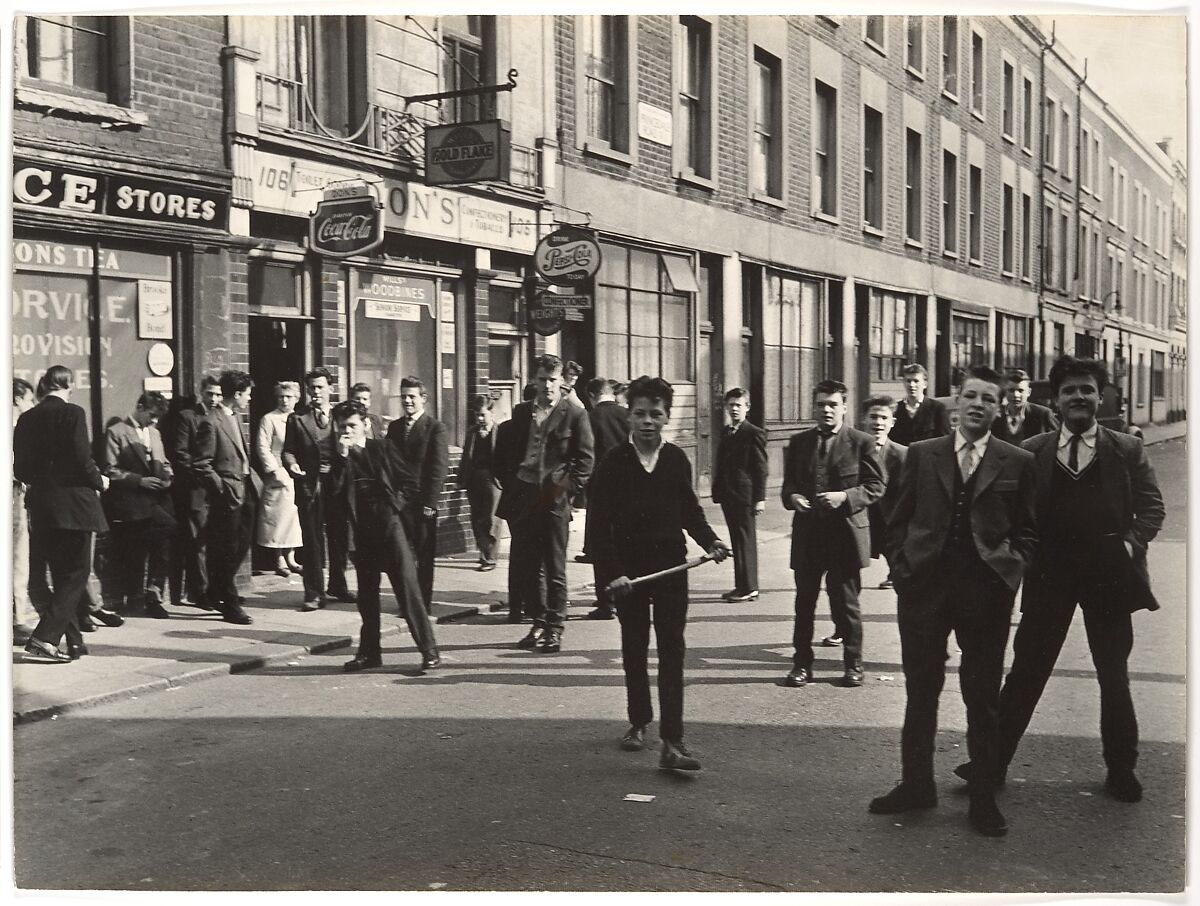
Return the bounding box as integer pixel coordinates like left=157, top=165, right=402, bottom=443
left=591, top=376, right=730, bottom=772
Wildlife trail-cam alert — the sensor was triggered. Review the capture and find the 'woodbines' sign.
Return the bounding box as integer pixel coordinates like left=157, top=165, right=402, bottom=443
left=425, top=121, right=511, bottom=187
left=309, top=185, right=384, bottom=257
left=534, top=226, right=602, bottom=286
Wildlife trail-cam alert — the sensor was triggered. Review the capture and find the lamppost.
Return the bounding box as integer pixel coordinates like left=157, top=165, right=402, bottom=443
left=1102, top=290, right=1125, bottom=421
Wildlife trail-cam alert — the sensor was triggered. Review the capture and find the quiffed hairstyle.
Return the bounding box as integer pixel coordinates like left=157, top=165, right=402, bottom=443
left=470, top=393, right=493, bottom=412
left=862, top=394, right=897, bottom=412
left=275, top=380, right=301, bottom=398
left=533, top=353, right=563, bottom=375
left=586, top=377, right=615, bottom=398
left=350, top=382, right=372, bottom=396
left=626, top=375, right=674, bottom=413
left=814, top=378, right=849, bottom=401
left=331, top=399, right=368, bottom=424
left=218, top=370, right=254, bottom=396
left=1048, top=355, right=1109, bottom=396
left=400, top=375, right=428, bottom=396
left=13, top=377, right=34, bottom=403
left=1005, top=368, right=1032, bottom=384
left=724, top=387, right=750, bottom=402
left=42, top=365, right=73, bottom=392
left=136, top=391, right=169, bottom=418
left=564, top=360, right=583, bottom=379
left=303, top=366, right=334, bottom=387
left=522, top=382, right=538, bottom=401
left=964, top=365, right=1005, bottom=390
left=200, top=374, right=221, bottom=390
left=901, top=363, right=929, bottom=379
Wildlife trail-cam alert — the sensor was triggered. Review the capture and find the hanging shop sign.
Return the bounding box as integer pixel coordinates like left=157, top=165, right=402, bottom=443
left=13, top=158, right=229, bottom=228
left=528, top=306, right=565, bottom=336
left=534, top=226, right=602, bottom=286
left=534, top=290, right=593, bottom=311
left=425, top=120, right=511, bottom=187
left=309, top=187, right=384, bottom=258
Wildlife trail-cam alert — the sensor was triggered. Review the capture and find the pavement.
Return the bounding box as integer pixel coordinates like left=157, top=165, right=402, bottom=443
left=10, top=422, right=1186, bottom=725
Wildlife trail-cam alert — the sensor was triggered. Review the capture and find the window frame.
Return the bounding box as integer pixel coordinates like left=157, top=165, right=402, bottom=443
left=674, top=15, right=717, bottom=186
left=1021, top=191, right=1033, bottom=282
left=905, top=16, right=924, bottom=76
left=812, top=79, right=839, bottom=220
left=904, top=128, right=923, bottom=246
left=864, top=16, right=887, bottom=55
left=1001, top=56, right=1015, bottom=141
left=1001, top=182, right=1015, bottom=276
left=941, top=16, right=959, bottom=101
left=575, top=15, right=637, bottom=164
left=1020, top=72, right=1034, bottom=153
left=749, top=46, right=785, bottom=204
left=942, top=148, right=959, bottom=257
left=868, top=289, right=914, bottom=382
left=1044, top=96, right=1058, bottom=170
left=969, top=26, right=985, bottom=120
left=862, top=103, right=884, bottom=234
left=760, top=271, right=826, bottom=424
left=967, top=163, right=983, bottom=264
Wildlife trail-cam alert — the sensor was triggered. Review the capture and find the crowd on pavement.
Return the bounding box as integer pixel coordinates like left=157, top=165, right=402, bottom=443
left=12, top=352, right=1165, bottom=840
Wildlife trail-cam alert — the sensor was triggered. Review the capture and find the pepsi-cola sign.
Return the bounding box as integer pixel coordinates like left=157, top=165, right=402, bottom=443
left=534, top=226, right=602, bottom=286
left=309, top=193, right=384, bottom=258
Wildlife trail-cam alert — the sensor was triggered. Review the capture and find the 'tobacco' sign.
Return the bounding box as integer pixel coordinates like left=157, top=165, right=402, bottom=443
left=309, top=194, right=384, bottom=258
left=534, top=226, right=602, bottom=286
left=425, top=121, right=511, bottom=186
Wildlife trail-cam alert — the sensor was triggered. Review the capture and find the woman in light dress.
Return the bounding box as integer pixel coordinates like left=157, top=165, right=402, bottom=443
left=256, top=381, right=304, bottom=576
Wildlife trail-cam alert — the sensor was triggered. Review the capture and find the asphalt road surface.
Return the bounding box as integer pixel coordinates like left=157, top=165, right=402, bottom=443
left=12, top=439, right=1187, bottom=893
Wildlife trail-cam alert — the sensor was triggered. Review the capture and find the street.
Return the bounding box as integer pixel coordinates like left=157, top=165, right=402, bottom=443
left=12, top=438, right=1186, bottom=893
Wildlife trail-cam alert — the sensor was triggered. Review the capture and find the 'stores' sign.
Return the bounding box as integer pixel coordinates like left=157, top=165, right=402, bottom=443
left=534, top=226, right=602, bottom=286
left=309, top=187, right=384, bottom=258
left=425, top=121, right=511, bottom=186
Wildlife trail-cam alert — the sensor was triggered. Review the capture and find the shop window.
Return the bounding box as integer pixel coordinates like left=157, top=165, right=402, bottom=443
left=862, top=105, right=883, bottom=231
left=905, top=129, right=923, bottom=244
left=942, top=150, right=958, bottom=255
left=249, top=259, right=303, bottom=312
left=813, top=80, right=838, bottom=217
left=677, top=16, right=713, bottom=180
left=12, top=238, right=176, bottom=434
left=596, top=243, right=694, bottom=384
left=442, top=16, right=495, bottom=123
left=941, top=17, right=959, bottom=98
left=762, top=273, right=823, bottom=422
left=996, top=313, right=1031, bottom=372
left=296, top=15, right=369, bottom=137
left=582, top=15, right=632, bottom=155
left=751, top=47, right=782, bottom=200
left=951, top=314, right=987, bottom=371
left=868, top=289, right=912, bottom=381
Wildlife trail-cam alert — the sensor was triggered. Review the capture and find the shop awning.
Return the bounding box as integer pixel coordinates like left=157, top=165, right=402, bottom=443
left=661, top=254, right=701, bottom=294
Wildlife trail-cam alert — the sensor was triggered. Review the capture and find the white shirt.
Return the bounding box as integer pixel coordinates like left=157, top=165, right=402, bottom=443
left=954, top=428, right=991, bottom=479
left=904, top=396, right=924, bottom=416
left=532, top=400, right=554, bottom=426
left=131, top=417, right=152, bottom=451
left=629, top=433, right=665, bottom=473
left=218, top=402, right=250, bottom=474
left=1057, top=421, right=1098, bottom=474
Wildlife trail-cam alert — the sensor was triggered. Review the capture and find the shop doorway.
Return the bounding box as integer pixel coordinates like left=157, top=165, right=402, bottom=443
left=248, top=316, right=309, bottom=443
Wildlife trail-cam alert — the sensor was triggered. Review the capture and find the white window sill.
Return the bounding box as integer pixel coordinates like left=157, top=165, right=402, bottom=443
left=943, top=249, right=960, bottom=260
left=904, top=238, right=924, bottom=250
left=968, top=257, right=983, bottom=267
left=971, top=108, right=985, bottom=124
left=1021, top=144, right=1033, bottom=156
left=1002, top=131, right=1015, bottom=144
left=905, top=65, right=925, bottom=81
left=583, top=141, right=633, bottom=166
left=676, top=170, right=715, bottom=191
left=15, top=83, right=147, bottom=127
left=864, top=38, right=887, bottom=57
left=811, top=210, right=839, bottom=226
left=751, top=191, right=787, bottom=210
left=862, top=225, right=885, bottom=238
left=942, top=89, right=960, bottom=104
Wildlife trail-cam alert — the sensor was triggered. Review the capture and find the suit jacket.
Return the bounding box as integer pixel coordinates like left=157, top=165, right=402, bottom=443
left=193, top=405, right=262, bottom=510
left=457, top=425, right=497, bottom=490
left=364, top=412, right=386, bottom=440
left=869, top=439, right=908, bottom=559
left=712, top=421, right=768, bottom=507
left=494, top=397, right=595, bottom=520
left=102, top=417, right=174, bottom=522
left=13, top=395, right=108, bottom=533
left=330, top=439, right=421, bottom=550
left=992, top=402, right=1059, bottom=445
left=165, top=401, right=209, bottom=513
left=1022, top=426, right=1165, bottom=612
left=282, top=408, right=336, bottom=499
left=890, top=397, right=952, bottom=446
left=588, top=400, right=629, bottom=469
left=780, top=425, right=885, bottom=571
left=886, top=434, right=1038, bottom=592
left=385, top=412, right=449, bottom=514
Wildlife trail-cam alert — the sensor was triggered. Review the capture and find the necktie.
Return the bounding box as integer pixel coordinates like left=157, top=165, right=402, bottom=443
left=959, top=442, right=977, bottom=481
left=315, top=408, right=328, bottom=430
left=728, top=426, right=737, bottom=438
left=818, top=432, right=830, bottom=459
left=1068, top=434, right=1082, bottom=473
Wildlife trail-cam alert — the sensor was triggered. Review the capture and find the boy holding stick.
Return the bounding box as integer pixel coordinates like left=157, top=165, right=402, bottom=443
left=591, top=376, right=731, bottom=772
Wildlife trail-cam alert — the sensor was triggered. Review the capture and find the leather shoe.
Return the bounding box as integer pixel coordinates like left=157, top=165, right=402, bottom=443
left=620, top=725, right=647, bottom=751
left=67, top=641, right=88, bottom=660
left=573, top=554, right=593, bottom=563
left=784, top=667, right=810, bottom=687
left=221, top=604, right=253, bottom=625
left=300, top=596, right=328, bottom=612
left=517, top=628, right=542, bottom=649
left=182, top=597, right=215, bottom=612
left=968, top=792, right=1009, bottom=837
left=820, top=634, right=843, bottom=647
left=585, top=607, right=615, bottom=620
left=78, top=614, right=98, bottom=632
left=843, top=665, right=865, bottom=687
left=421, top=651, right=442, bottom=670
left=659, top=740, right=701, bottom=772
left=93, top=608, right=125, bottom=628
left=144, top=601, right=171, bottom=620
left=953, top=760, right=1008, bottom=788
left=869, top=782, right=938, bottom=814
left=1105, top=769, right=1143, bottom=803
left=24, top=638, right=71, bottom=663
left=724, top=590, right=759, bottom=603
left=539, top=628, right=563, bottom=653
left=344, top=654, right=382, bottom=672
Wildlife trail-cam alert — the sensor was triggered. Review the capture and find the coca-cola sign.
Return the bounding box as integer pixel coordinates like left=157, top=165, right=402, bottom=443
left=309, top=194, right=384, bottom=258
left=533, top=226, right=602, bottom=286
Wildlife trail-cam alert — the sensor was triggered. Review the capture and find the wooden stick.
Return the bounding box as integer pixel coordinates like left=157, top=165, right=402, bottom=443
left=622, top=553, right=717, bottom=589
